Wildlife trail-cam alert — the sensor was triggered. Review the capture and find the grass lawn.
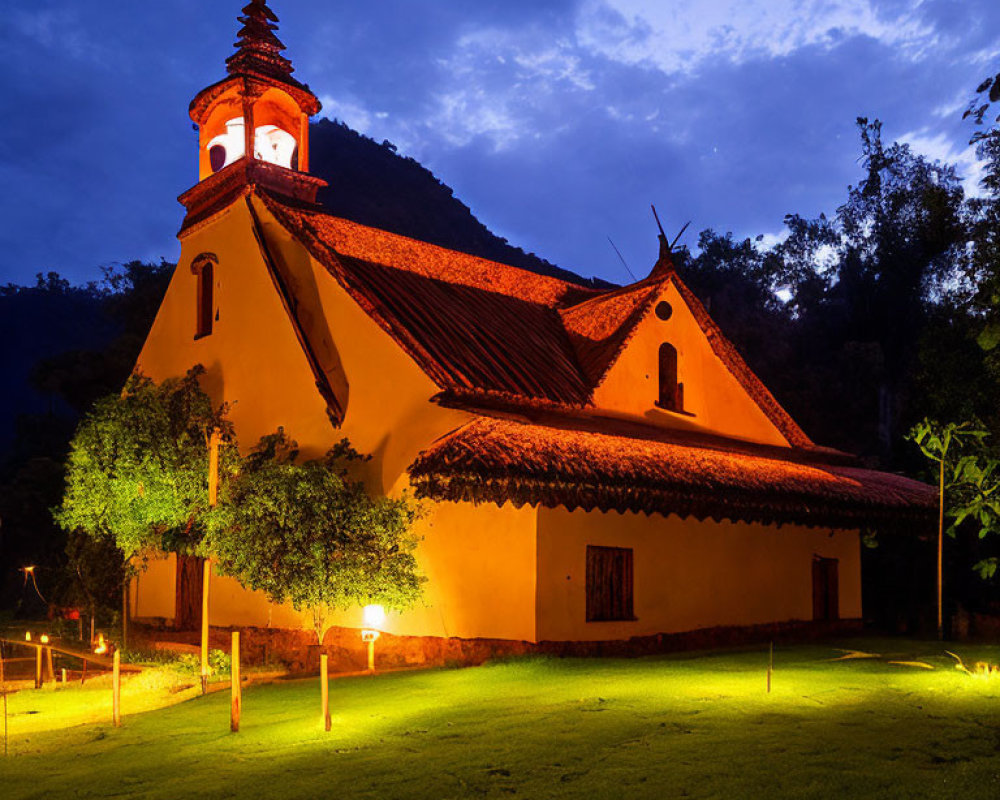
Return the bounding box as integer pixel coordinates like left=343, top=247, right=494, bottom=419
left=3, top=638, right=1000, bottom=799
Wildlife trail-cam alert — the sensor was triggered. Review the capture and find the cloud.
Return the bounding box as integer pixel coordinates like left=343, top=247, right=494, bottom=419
left=899, top=129, right=987, bottom=196
left=575, top=0, right=937, bottom=75
left=418, top=28, right=598, bottom=152
left=12, top=7, right=110, bottom=66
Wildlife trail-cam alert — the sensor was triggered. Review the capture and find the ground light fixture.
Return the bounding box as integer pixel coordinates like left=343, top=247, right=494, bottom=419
left=362, top=604, right=385, bottom=673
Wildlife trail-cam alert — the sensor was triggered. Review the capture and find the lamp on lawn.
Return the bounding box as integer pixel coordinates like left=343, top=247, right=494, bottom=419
left=362, top=604, right=385, bottom=674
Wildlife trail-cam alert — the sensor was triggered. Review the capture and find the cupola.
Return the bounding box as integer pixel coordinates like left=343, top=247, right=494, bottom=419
left=181, top=0, right=326, bottom=217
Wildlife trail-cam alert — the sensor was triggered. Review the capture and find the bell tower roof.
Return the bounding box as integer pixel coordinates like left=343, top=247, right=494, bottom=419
left=181, top=0, right=326, bottom=224
left=189, top=0, right=320, bottom=124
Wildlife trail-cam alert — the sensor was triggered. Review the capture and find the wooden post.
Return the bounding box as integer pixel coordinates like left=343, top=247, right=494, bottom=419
left=202, top=430, right=220, bottom=695
left=766, top=642, right=773, bottom=694
left=208, top=430, right=221, bottom=507
left=367, top=639, right=375, bottom=674
left=122, top=576, right=129, bottom=652
left=320, top=654, right=331, bottom=732
left=34, top=645, right=42, bottom=689
left=77, top=615, right=83, bottom=642
left=230, top=632, right=241, bottom=733
left=90, top=615, right=95, bottom=647
left=45, top=646, right=54, bottom=683
left=2, top=642, right=8, bottom=757
left=112, top=650, right=122, bottom=728
left=61, top=668, right=67, bottom=685
left=201, top=559, right=211, bottom=695
left=938, top=457, right=945, bottom=640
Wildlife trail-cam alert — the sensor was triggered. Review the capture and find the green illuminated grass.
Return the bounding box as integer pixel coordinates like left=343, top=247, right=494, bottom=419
left=3, top=639, right=1000, bottom=799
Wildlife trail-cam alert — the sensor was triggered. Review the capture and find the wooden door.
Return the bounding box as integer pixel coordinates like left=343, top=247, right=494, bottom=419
left=812, top=557, right=839, bottom=622
left=175, top=555, right=204, bottom=630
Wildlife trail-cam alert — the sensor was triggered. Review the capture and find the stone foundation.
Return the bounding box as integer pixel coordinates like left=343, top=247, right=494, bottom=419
left=134, top=618, right=863, bottom=674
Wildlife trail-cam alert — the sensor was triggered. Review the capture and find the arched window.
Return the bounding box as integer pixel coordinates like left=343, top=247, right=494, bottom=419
left=657, top=343, right=681, bottom=411
left=191, top=254, right=218, bottom=339
left=209, top=145, right=227, bottom=173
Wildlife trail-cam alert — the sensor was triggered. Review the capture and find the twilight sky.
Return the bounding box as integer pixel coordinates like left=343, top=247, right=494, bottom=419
left=2, top=0, right=998, bottom=287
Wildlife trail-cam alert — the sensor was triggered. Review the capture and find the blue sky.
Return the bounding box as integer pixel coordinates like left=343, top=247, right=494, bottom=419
left=1, top=0, right=998, bottom=287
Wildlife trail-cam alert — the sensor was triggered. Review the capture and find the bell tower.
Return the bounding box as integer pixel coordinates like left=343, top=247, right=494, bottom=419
left=181, top=0, right=326, bottom=217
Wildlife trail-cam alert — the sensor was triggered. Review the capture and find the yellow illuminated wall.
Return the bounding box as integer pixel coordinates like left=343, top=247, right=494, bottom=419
left=535, top=506, right=861, bottom=642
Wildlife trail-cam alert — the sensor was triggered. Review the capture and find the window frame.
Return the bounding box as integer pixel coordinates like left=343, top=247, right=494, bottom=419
left=191, top=253, right=218, bottom=340
left=656, top=342, right=682, bottom=411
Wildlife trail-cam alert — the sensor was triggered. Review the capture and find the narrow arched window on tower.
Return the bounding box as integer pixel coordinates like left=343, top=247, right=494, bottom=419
left=191, top=254, right=218, bottom=339
left=657, top=343, right=682, bottom=411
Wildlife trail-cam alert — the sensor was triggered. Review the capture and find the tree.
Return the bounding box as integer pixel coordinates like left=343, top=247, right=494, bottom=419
left=62, top=530, right=128, bottom=631
left=206, top=431, right=424, bottom=643
left=907, top=419, right=989, bottom=637
left=55, top=366, right=235, bottom=560
left=947, top=444, right=1000, bottom=581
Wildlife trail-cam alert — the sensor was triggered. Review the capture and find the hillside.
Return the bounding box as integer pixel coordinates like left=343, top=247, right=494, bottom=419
left=310, top=119, right=606, bottom=287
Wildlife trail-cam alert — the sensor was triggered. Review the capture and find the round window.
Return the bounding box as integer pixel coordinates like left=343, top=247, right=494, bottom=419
left=655, top=301, right=673, bottom=321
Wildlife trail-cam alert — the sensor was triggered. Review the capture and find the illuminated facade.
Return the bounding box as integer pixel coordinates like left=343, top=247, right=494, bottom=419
left=131, top=0, right=936, bottom=650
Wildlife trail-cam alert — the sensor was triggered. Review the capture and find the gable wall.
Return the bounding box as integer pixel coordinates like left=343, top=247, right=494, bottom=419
left=592, top=282, right=790, bottom=447
left=135, top=202, right=336, bottom=455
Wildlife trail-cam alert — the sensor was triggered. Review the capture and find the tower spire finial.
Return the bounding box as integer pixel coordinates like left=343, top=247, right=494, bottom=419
left=226, top=0, right=294, bottom=81
left=650, top=204, right=675, bottom=278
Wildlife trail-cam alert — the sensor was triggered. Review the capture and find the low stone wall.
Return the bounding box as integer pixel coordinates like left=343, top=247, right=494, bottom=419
left=135, top=618, right=863, bottom=674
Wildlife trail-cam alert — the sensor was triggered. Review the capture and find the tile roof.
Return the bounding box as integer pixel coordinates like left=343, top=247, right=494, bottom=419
left=261, top=193, right=593, bottom=405
left=409, top=415, right=937, bottom=532
left=258, top=191, right=815, bottom=447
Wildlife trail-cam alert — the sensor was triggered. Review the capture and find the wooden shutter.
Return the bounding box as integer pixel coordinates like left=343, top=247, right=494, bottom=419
left=587, top=546, right=635, bottom=622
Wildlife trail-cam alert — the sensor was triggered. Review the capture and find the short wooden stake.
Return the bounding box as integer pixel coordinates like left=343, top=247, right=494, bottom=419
left=61, top=668, right=67, bottom=685
left=230, top=632, right=241, bottom=733
left=112, top=650, right=122, bottom=728
left=45, top=646, right=55, bottom=682
left=34, top=645, right=42, bottom=689
left=766, top=641, right=774, bottom=694
left=320, top=654, right=331, bottom=732
left=367, top=639, right=375, bottom=674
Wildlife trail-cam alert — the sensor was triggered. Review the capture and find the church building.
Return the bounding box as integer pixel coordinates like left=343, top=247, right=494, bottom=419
left=132, top=0, right=936, bottom=656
